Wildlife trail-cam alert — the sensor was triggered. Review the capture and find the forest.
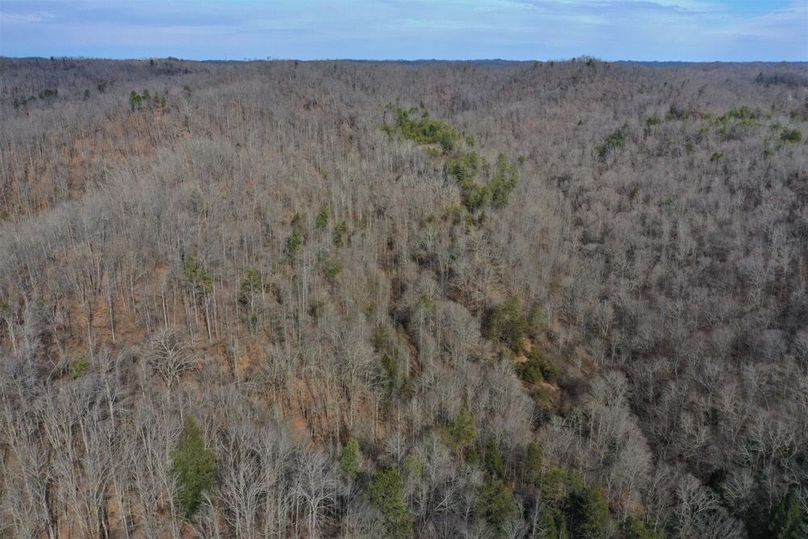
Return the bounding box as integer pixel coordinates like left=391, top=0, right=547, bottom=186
left=0, top=57, right=807, bottom=538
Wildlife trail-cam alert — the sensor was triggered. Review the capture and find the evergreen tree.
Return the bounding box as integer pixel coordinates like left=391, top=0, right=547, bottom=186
left=483, top=298, right=530, bottom=353
left=172, top=417, right=217, bottom=519
left=370, top=468, right=413, bottom=538
left=489, top=153, right=518, bottom=209
left=525, top=442, right=542, bottom=487
left=623, top=515, right=663, bottom=539
left=484, top=439, right=506, bottom=480
left=449, top=405, right=478, bottom=460
left=770, top=489, right=808, bottom=539
left=569, top=484, right=609, bottom=539
left=286, top=213, right=305, bottom=257
left=339, top=437, right=362, bottom=480
left=129, top=90, right=141, bottom=111
left=540, top=506, right=570, bottom=539
left=315, top=203, right=330, bottom=229
left=478, top=478, right=517, bottom=536
left=333, top=221, right=348, bottom=247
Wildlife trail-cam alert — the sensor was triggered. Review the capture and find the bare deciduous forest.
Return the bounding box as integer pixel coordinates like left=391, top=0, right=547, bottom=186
left=0, top=57, right=807, bottom=538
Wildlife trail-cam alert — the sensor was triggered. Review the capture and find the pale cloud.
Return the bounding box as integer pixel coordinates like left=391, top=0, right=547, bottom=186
left=0, top=10, right=57, bottom=24
left=0, top=0, right=804, bottom=60
left=728, top=2, right=808, bottom=40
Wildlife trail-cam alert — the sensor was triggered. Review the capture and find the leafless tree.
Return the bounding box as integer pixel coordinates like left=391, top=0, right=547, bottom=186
left=146, top=329, right=198, bottom=391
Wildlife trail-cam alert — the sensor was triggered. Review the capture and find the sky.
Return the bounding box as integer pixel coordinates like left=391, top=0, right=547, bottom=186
left=0, top=0, right=806, bottom=62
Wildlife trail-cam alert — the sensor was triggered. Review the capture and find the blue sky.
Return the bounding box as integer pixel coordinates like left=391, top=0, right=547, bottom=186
left=0, top=0, right=806, bottom=61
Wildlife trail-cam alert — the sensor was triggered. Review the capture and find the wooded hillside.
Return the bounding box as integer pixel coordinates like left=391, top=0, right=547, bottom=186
left=1, top=57, right=806, bottom=538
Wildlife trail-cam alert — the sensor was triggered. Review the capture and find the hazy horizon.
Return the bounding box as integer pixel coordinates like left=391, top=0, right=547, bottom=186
left=3, top=56, right=808, bottom=64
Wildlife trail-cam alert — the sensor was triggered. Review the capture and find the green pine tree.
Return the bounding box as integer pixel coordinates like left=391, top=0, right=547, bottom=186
left=770, top=489, right=808, bottom=539
left=286, top=213, right=305, bottom=257
left=172, top=417, right=217, bottom=519
left=525, top=442, right=542, bottom=487
left=569, top=484, right=609, bottom=539
left=484, top=439, right=506, bottom=480
left=339, top=437, right=362, bottom=480
left=478, top=478, right=517, bottom=536
left=449, top=405, right=477, bottom=456
left=315, top=203, right=330, bottom=230
left=623, top=515, right=663, bottom=539
left=370, top=468, right=413, bottom=537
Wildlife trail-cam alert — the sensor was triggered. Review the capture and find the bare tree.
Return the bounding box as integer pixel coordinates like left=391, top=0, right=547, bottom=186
left=146, top=329, right=198, bottom=391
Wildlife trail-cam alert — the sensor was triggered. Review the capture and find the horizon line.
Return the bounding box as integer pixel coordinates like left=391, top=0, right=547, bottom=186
left=3, top=55, right=807, bottom=65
